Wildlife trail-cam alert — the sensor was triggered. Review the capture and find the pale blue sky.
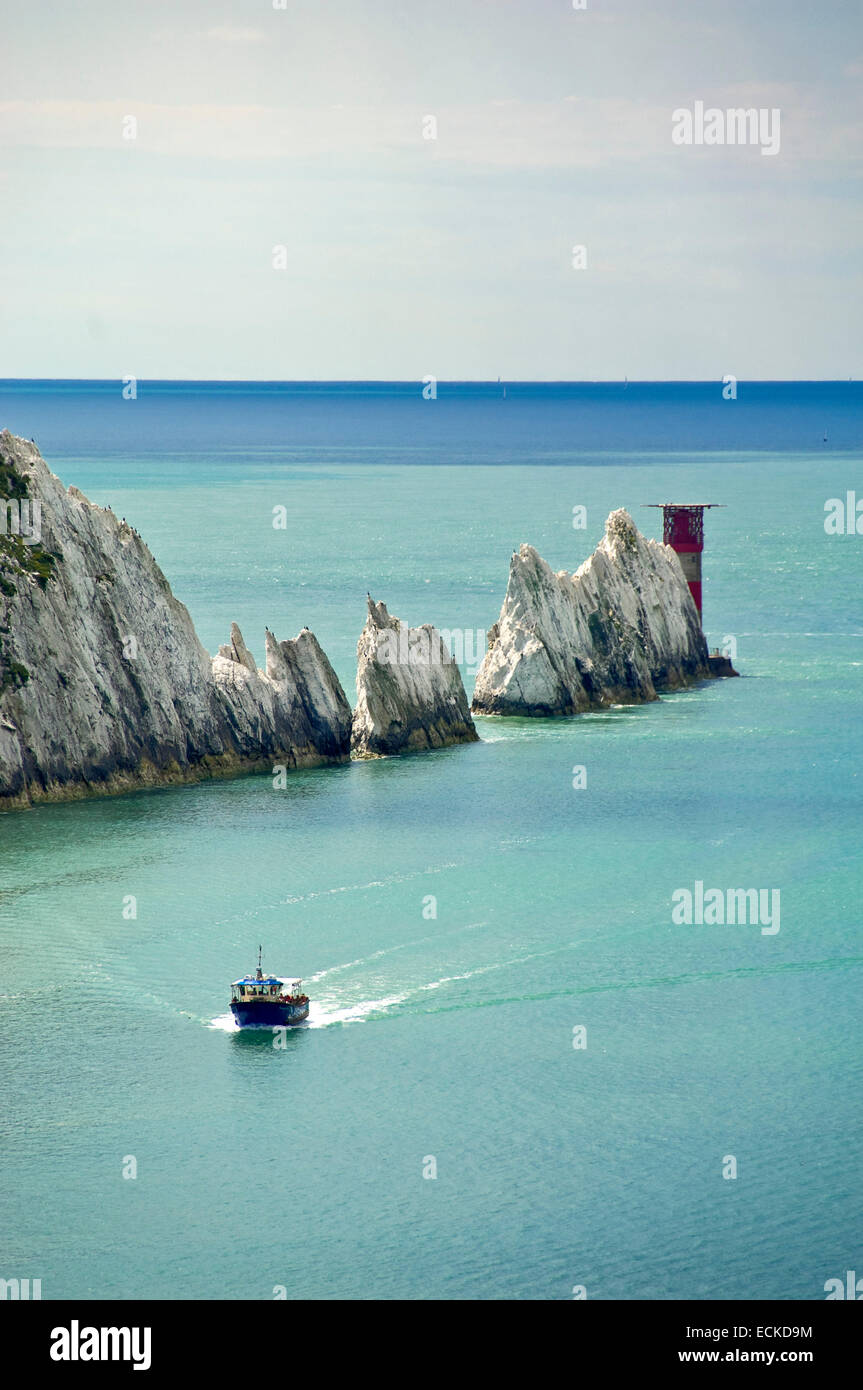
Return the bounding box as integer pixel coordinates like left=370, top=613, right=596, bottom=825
left=1, top=0, right=861, bottom=379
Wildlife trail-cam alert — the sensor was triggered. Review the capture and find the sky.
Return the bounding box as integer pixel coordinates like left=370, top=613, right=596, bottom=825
left=0, top=0, right=861, bottom=380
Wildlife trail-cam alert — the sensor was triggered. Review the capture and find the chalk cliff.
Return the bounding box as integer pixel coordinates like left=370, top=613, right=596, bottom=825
left=352, top=597, right=478, bottom=757
left=0, top=432, right=351, bottom=808
left=471, top=509, right=712, bottom=717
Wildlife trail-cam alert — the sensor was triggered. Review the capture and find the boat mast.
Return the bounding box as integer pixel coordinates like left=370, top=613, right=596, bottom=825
left=256, top=944, right=263, bottom=980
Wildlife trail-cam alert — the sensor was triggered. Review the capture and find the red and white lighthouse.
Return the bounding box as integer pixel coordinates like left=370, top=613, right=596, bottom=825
left=645, top=503, right=724, bottom=621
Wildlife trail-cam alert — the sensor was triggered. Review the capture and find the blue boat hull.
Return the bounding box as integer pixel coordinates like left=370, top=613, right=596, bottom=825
left=230, top=1000, right=309, bottom=1029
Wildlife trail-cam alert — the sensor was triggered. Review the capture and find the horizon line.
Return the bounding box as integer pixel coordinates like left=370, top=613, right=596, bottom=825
left=0, top=376, right=858, bottom=386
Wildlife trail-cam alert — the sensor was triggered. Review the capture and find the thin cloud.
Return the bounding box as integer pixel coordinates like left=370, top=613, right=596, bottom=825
left=206, top=26, right=266, bottom=45
left=0, top=87, right=859, bottom=172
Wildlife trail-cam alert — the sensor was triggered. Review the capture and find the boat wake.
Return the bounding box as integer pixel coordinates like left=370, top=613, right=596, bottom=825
left=208, top=1011, right=240, bottom=1032
left=305, top=949, right=559, bottom=1027
left=209, top=862, right=462, bottom=932
left=306, top=995, right=407, bottom=1027
left=306, top=919, right=488, bottom=985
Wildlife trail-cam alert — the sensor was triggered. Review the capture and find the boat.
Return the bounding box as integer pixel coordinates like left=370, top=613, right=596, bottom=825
left=230, top=947, right=309, bottom=1029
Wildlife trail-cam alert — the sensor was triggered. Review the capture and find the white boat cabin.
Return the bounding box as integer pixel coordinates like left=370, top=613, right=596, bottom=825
left=230, top=974, right=303, bottom=1002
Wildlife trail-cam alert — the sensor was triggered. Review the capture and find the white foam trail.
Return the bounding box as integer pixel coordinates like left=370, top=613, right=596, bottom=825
left=307, top=994, right=406, bottom=1027
left=208, top=1012, right=240, bottom=1032
left=307, top=920, right=488, bottom=983
left=307, top=948, right=396, bottom=983
left=209, top=862, right=463, bottom=930
left=311, top=949, right=568, bottom=1027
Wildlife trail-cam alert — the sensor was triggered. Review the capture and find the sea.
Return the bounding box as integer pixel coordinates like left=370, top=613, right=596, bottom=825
left=0, top=380, right=861, bottom=1300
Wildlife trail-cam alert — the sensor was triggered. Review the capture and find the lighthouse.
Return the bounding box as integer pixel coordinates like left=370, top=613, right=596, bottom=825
left=644, top=503, right=724, bottom=621
left=645, top=503, right=738, bottom=677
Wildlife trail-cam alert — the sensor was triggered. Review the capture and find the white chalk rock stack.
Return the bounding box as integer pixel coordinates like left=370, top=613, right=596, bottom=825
left=211, top=622, right=353, bottom=767
left=352, top=597, right=479, bottom=757
left=471, top=509, right=711, bottom=717
left=0, top=432, right=352, bottom=807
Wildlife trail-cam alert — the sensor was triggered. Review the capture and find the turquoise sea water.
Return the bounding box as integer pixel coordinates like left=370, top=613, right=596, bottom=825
left=1, top=384, right=861, bottom=1299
